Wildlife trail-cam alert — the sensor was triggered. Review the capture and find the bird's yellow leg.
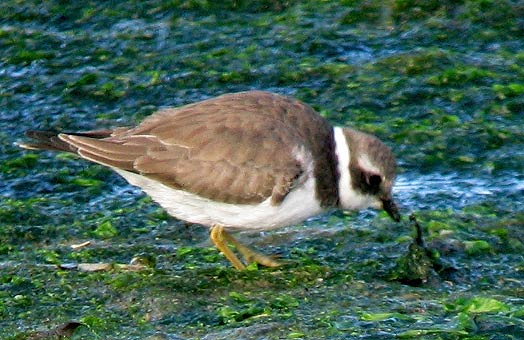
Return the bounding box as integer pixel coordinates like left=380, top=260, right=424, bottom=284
left=209, top=225, right=282, bottom=269
left=221, top=229, right=282, bottom=268
left=210, top=225, right=245, bottom=270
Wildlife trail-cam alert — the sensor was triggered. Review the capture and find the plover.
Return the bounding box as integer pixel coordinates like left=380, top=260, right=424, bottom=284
left=19, top=91, right=400, bottom=270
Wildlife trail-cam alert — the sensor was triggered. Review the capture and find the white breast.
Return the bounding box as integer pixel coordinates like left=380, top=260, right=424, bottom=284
left=113, top=147, right=324, bottom=231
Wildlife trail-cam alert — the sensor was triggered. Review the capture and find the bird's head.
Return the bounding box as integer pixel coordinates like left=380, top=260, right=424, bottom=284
left=334, top=127, right=400, bottom=222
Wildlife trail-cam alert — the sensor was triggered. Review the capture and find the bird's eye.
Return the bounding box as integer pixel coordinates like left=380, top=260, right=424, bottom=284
left=368, top=174, right=382, bottom=189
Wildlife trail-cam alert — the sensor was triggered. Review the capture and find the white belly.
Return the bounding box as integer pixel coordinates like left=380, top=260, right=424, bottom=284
left=114, top=169, right=324, bottom=231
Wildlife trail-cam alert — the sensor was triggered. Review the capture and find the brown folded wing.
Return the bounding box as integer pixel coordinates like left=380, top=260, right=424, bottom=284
left=58, top=92, right=310, bottom=205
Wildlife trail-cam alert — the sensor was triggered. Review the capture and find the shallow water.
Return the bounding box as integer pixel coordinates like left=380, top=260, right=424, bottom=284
left=396, top=171, right=524, bottom=212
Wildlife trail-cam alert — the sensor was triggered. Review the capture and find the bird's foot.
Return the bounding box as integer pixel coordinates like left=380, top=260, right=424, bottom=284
left=209, top=225, right=281, bottom=270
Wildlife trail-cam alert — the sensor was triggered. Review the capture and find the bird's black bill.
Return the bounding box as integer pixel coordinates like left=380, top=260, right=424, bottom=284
left=383, top=199, right=401, bottom=222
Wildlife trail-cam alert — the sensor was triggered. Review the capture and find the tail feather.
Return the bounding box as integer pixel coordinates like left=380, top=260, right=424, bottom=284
left=18, top=130, right=114, bottom=153
left=18, top=131, right=74, bottom=152
left=18, top=129, right=139, bottom=172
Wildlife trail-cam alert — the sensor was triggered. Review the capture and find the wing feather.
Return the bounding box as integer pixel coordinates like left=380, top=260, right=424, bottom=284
left=27, top=92, right=322, bottom=205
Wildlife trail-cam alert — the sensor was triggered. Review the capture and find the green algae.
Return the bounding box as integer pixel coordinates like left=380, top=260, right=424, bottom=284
left=447, top=296, right=511, bottom=314
left=93, top=220, right=119, bottom=239
left=463, top=240, right=492, bottom=256
left=1, top=0, right=524, bottom=339
left=0, top=154, right=39, bottom=175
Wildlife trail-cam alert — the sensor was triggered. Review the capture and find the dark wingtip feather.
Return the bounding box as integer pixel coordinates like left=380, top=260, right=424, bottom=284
left=18, top=130, right=74, bottom=152
left=19, top=130, right=116, bottom=153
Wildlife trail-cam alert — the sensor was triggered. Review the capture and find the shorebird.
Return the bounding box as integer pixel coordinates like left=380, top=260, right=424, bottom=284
left=19, top=91, right=400, bottom=270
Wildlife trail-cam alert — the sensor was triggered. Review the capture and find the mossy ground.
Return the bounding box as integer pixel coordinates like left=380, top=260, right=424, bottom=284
left=1, top=1, right=524, bottom=339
